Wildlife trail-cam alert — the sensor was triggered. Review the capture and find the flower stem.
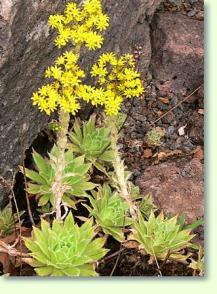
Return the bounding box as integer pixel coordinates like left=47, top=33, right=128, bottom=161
left=52, top=109, right=70, bottom=221
left=52, top=45, right=81, bottom=221
left=108, top=115, right=138, bottom=220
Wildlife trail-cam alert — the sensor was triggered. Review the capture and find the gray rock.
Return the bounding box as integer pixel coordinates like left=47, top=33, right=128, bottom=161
left=167, top=126, right=176, bottom=135
left=187, top=9, right=197, bottom=17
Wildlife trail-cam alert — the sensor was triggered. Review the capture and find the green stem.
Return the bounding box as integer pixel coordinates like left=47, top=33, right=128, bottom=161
left=52, top=109, right=70, bottom=221
left=108, top=115, right=137, bottom=220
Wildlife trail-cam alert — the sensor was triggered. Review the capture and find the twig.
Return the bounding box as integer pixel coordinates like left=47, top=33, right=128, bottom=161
left=0, top=174, right=24, bottom=275
left=10, top=172, right=23, bottom=274
left=118, top=97, right=135, bottom=134
left=61, top=204, right=69, bottom=220
left=159, top=250, right=171, bottom=272
left=150, top=86, right=202, bottom=126
left=110, top=248, right=122, bottom=276
left=0, top=240, right=29, bottom=258
left=101, top=247, right=126, bottom=263
left=19, top=134, right=35, bottom=226
left=151, top=246, right=162, bottom=277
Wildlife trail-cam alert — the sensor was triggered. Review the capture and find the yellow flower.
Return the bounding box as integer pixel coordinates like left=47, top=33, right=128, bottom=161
left=48, top=14, right=65, bottom=29
left=91, top=64, right=107, bottom=77
left=104, top=94, right=123, bottom=116
left=95, top=14, right=109, bottom=31
left=63, top=51, right=79, bottom=64
left=32, top=49, right=86, bottom=115
left=90, top=52, right=144, bottom=115
left=55, top=56, right=65, bottom=66
left=83, top=0, right=102, bottom=14
left=32, top=2, right=143, bottom=117
left=84, top=32, right=103, bottom=50
left=49, top=0, right=108, bottom=50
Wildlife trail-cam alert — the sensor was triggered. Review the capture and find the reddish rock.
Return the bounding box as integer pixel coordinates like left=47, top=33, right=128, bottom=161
left=188, top=110, right=204, bottom=144
left=151, top=12, right=204, bottom=97
left=136, top=158, right=204, bottom=223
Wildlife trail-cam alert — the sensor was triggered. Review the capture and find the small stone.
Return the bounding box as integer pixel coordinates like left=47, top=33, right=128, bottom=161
left=187, top=10, right=197, bottom=17
left=133, top=170, right=141, bottom=178
left=143, top=148, right=153, bottom=158
left=167, top=126, right=176, bottom=135
left=162, top=112, right=175, bottom=124
left=196, top=11, right=204, bottom=20
left=189, top=0, right=198, bottom=4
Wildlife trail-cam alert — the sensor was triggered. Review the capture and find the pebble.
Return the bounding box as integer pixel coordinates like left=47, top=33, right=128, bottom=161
left=189, top=0, right=198, bottom=4
left=187, top=10, right=197, bottom=17
left=133, top=170, right=141, bottom=178
left=167, top=126, right=176, bottom=135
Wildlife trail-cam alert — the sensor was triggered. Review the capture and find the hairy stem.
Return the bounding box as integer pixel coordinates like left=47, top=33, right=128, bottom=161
left=52, top=109, right=70, bottom=221
left=108, top=116, right=137, bottom=220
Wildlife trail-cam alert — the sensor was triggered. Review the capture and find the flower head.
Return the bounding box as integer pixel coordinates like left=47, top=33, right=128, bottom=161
left=90, top=53, right=144, bottom=115
left=48, top=0, right=109, bottom=50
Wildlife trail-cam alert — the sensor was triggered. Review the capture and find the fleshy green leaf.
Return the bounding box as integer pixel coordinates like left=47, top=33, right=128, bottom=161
left=23, top=212, right=108, bottom=277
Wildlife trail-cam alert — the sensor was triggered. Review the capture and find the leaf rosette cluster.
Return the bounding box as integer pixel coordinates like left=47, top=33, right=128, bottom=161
left=24, top=148, right=97, bottom=208
left=23, top=213, right=108, bottom=276
left=0, top=204, right=24, bottom=237
left=84, top=184, right=132, bottom=241
left=131, top=212, right=195, bottom=261
left=69, top=117, right=113, bottom=171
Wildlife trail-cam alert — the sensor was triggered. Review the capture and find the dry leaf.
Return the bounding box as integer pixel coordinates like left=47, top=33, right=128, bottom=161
left=193, top=146, right=204, bottom=160
left=153, top=149, right=183, bottom=163
left=0, top=227, right=31, bottom=274
left=122, top=240, right=139, bottom=249
left=158, top=97, right=169, bottom=104
left=143, top=149, right=153, bottom=158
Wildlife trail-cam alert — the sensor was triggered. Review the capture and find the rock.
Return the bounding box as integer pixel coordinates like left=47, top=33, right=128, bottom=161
left=189, top=0, right=199, bottom=4
left=0, top=0, right=163, bottom=205
left=188, top=110, right=204, bottom=144
left=167, top=126, right=176, bottom=135
left=136, top=158, right=204, bottom=223
left=151, top=12, right=204, bottom=97
left=187, top=9, right=197, bottom=17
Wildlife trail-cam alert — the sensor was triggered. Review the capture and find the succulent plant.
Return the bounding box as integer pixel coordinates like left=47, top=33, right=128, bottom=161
left=23, top=213, right=108, bottom=276
left=84, top=184, right=132, bottom=242
left=130, top=183, right=157, bottom=219
left=131, top=211, right=195, bottom=261
left=24, top=147, right=97, bottom=209
left=145, top=127, right=165, bottom=147
left=69, top=117, right=114, bottom=172
left=189, top=245, right=205, bottom=276
left=0, top=204, right=24, bottom=237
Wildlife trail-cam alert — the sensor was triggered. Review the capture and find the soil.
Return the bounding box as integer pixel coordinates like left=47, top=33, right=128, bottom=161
left=0, top=0, right=204, bottom=277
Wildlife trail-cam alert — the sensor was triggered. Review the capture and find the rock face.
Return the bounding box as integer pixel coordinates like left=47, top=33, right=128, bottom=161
left=150, top=11, right=204, bottom=96
left=0, top=0, right=163, bottom=204
left=136, top=158, right=204, bottom=223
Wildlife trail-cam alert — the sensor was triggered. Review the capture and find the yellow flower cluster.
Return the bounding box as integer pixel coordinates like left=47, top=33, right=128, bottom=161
left=48, top=0, right=109, bottom=50
left=31, top=1, right=143, bottom=117
left=32, top=51, right=85, bottom=115
left=90, top=53, right=144, bottom=115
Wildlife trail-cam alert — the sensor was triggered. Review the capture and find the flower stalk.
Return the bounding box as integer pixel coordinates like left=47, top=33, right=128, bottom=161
left=52, top=109, right=70, bottom=220
left=108, top=115, right=138, bottom=220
